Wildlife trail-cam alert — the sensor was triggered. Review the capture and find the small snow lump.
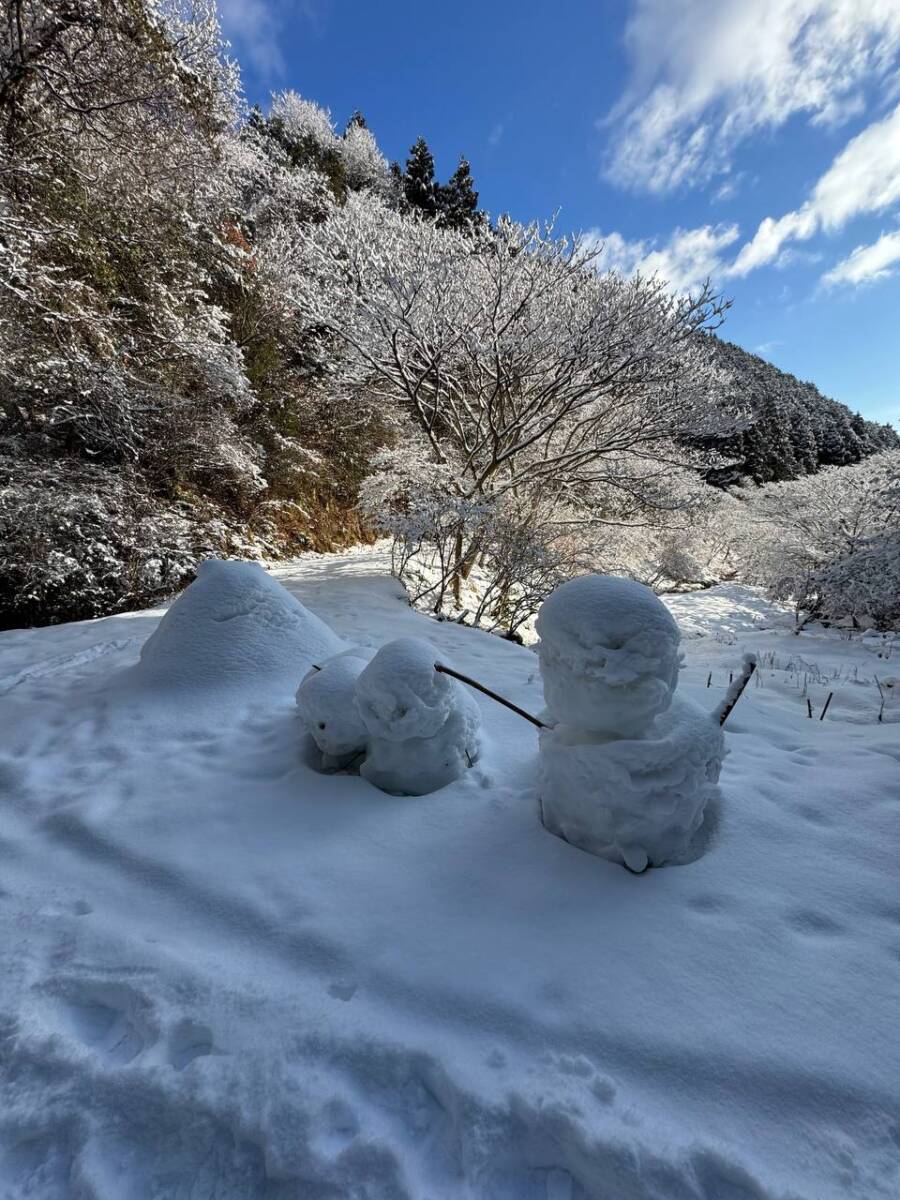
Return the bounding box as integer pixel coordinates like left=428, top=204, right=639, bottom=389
left=297, top=653, right=370, bottom=767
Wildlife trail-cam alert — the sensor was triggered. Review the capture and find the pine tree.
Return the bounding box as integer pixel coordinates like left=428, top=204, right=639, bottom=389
left=438, top=155, right=480, bottom=231
left=403, top=137, right=438, bottom=217
left=345, top=110, right=367, bottom=131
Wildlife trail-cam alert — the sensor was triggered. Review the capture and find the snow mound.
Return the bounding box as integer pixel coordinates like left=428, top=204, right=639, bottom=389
left=537, top=574, right=681, bottom=736
left=297, top=653, right=370, bottom=765
left=540, top=693, right=724, bottom=872
left=356, top=637, right=481, bottom=795
left=135, top=559, right=344, bottom=699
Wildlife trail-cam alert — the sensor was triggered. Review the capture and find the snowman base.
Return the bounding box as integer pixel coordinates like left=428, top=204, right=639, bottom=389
left=360, top=694, right=481, bottom=796
left=538, top=694, right=725, bottom=870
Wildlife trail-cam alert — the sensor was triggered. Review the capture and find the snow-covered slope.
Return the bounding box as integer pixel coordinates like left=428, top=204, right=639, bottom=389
left=1, top=546, right=899, bottom=1200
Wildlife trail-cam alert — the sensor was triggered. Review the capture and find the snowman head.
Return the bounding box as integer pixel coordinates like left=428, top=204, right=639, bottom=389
left=355, top=637, right=454, bottom=743
left=297, top=654, right=370, bottom=757
left=536, top=575, right=681, bottom=737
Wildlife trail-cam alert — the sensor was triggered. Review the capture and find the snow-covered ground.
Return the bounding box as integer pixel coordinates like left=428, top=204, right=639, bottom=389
left=1, top=545, right=899, bottom=1200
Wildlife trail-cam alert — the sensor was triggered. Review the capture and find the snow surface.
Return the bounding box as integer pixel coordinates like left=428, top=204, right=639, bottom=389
left=356, top=637, right=481, bottom=795
left=1, top=545, right=900, bottom=1199
left=536, top=575, right=681, bottom=737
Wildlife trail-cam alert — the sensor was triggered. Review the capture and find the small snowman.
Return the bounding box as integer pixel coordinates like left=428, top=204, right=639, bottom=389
left=296, top=653, right=370, bottom=769
left=536, top=575, right=724, bottom=872
left=355, top=637, right=481, bottom=796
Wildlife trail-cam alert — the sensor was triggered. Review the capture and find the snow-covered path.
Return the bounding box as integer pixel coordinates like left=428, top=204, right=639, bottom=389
left=1, top=546, right=899, bottom=1199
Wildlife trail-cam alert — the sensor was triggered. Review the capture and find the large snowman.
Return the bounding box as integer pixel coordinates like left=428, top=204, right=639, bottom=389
left=536, top=575, right=724, bottom=872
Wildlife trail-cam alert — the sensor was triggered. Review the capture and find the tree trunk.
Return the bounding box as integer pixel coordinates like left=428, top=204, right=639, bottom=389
left=452, top=528, right=463, bottom=605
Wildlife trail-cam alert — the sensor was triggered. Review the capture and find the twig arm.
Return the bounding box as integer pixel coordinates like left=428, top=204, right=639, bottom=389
left=716, top=654, right=757, bottom=726
left=434, top=662, right=549, bottom=729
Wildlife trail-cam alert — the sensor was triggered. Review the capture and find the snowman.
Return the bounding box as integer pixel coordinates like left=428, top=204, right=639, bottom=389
left=355, top=637, right=481, bottom=796
left=536, top=575, right=724, bottom=872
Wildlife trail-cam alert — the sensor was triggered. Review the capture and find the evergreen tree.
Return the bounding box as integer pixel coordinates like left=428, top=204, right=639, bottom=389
left=345, top=110, right=367, bottom=131
left=403, top=137, right=438, bottom=217
left=438, top=156, right=480, bottom=231
left=850, top=411, right=872, bottom=455
left=791, top=404, right=819, bottom=475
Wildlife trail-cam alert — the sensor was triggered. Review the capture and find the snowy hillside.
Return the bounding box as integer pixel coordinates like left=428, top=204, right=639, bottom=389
left=1, top=546, right=899, bottom=1200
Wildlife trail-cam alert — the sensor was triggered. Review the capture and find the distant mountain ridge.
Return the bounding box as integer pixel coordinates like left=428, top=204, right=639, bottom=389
left=699, top=337, right=898, bottom=487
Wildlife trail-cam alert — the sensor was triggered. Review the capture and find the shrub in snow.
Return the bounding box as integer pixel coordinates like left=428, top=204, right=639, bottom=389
left=0, top=459, right=234, bottom=629
left=536, top=575, right=724, bottom=871
left=806, top=534, right=900, bottom=630
left=731, top=451, right=900, bottom=628
left=296, top=654, right=370, bottom=767
left=355, top=638, right=481, bottom=796
left=136, top=560, right=344, bottom=699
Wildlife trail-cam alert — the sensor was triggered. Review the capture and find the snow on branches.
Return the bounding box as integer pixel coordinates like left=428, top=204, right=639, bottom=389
left=289, top=196, right=737, bottom=625
left=732, top=451, right=900, bottom=628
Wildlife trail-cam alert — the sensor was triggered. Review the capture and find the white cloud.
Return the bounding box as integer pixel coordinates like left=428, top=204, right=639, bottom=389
left=711, top=177, right=740, bottom=203
left=488, top=122, right=505, bottom=148
left=730, top=102, right=900, bottom=274
left=219, top=0, right=323, bottom=83
left=589, top=223, right=740, bottom=293
left=821, top=229, right=900, bottom=287
left=606, top=0, right=900, bottom=194
left=219, top=0, right=285, bottom=79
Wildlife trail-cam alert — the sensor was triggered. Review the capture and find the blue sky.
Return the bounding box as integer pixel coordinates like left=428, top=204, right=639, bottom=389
left=220, top=0, right=900, bottom=427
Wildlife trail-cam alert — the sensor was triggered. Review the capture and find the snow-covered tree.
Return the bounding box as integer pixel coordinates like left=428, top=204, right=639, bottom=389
left=293, top=196, right=732, bottom=614
left=438, top=156, right=482, bottom=232
left=699, top=338, right=895, bottom=486
left=340, top=120, right=391, bottom=193
left=0, top=0, right=282, bottom=624
left=269, top=91, right=339, bottom=153
left=294, top=199, right=730, bottom=498
left=733, top=451, right=900, bottom=627
left=402, top=137, right=439, bottom=217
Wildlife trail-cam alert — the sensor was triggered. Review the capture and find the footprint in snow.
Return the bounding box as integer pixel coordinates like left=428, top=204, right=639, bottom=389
left=327, top=980, right=358, bottom=1002
left=312, top=1097, right=360, bottom=1156
left=37, top=898, right=92, bottom=918
left=785, top=909, right=845, bottom=938
left=686, top=893, right=735, bottom=916
left=793, top=802, right=834, bottom=828
left=46, top=979, right=156, bottom=1064
left=167, top=1018, right=214, bottom=1069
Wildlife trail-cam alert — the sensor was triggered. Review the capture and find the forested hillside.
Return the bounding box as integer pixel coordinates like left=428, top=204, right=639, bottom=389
left=699, top=338, right=897, bottom=487
left=1, top=0, right=897, bottom=632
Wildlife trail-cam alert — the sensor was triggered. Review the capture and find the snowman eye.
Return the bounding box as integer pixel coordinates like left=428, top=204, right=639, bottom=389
left=318, top=722, right=326, bottom=730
